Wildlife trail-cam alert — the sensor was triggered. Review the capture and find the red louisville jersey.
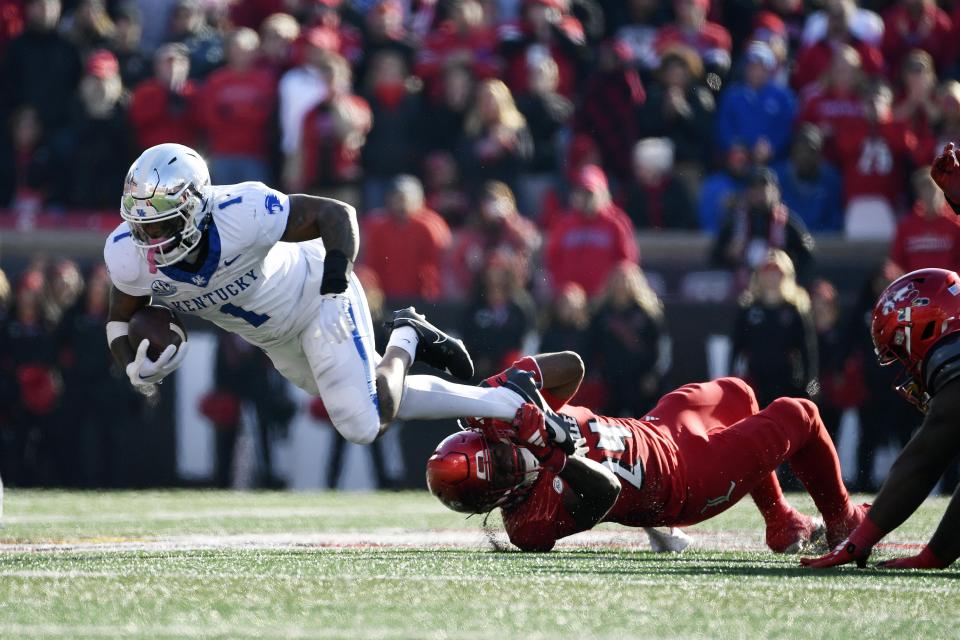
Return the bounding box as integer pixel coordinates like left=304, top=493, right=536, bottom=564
left=501, top=404, right=683, bottom=551
left=833, top=118, right=918, bottom=207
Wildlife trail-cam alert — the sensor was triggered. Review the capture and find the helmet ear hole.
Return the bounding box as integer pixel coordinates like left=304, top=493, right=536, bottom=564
left=921, top=321, right=937, bottom=341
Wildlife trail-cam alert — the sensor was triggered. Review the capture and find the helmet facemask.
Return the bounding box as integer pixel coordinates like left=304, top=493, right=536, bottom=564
left=474, top=419, right=541, bottom=509
left=120, top=144, right=212, bottom=268
left=121, top=183, right=207, bottom=267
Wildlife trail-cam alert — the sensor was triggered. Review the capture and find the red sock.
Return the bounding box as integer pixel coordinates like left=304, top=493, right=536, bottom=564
left=788, top=406, right=852, bottom=523
left=750, top=472, right=793, bottom=524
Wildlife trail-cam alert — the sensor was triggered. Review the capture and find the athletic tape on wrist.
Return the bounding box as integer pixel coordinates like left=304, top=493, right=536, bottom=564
left=106, top=321, right=129, bottom=345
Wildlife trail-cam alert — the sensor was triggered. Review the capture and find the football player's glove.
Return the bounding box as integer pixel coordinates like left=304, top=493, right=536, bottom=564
left=315, top=293, right=352, bottom=343
left=800, top=537, right=871, bottom=568
left=932, top=142, right=960, bottom=213
left=126, top=338, right=188, bottom=392
left=513, top=403, right=566, bottom=473
left=877, top=546, right=948, bottom=570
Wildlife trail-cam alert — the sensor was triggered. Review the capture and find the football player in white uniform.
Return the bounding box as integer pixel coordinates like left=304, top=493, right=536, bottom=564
left=104, top=143, right=553, bottom=445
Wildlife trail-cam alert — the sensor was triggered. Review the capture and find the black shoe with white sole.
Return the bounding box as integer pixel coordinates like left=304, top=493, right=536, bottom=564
left=386, top=307, right=475, bottom=381
left=503, top=369, right=577, bottom=454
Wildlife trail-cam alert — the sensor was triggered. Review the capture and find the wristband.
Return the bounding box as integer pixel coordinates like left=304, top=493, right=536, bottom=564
left=106, top=321, right=129, bottom=346
left=320, top=249, right=350, bottom=295
left=848, top=515, right=886, bottom=550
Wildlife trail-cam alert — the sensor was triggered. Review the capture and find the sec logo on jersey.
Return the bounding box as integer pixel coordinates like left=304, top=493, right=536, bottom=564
left=151, top=280, right=178, bottom=296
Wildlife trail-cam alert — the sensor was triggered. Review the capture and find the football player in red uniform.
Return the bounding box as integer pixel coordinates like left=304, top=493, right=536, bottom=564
left=426, top=352, right=865, bottom=553
left=802, top=145, right=960, bottom=569
left=802, top=267, right=960, bottom=569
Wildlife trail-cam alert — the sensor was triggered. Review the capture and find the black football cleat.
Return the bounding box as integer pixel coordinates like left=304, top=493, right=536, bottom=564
left=502, top=369, right=576, bottom=455
left=386, top=307, right=475, bottom=381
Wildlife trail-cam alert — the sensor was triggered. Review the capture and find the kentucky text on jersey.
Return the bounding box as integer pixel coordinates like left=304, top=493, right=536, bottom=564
left=168, top=269, right=258, bottom=313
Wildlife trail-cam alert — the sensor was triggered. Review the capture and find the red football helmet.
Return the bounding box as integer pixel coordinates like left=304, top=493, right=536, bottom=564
left=426, top=421, right=538, bottom=514
left=871, top=268, right=960, bottom=411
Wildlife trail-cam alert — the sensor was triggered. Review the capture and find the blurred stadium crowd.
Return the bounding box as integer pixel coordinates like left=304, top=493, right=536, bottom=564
left=3, top=0, right=960, bottom=490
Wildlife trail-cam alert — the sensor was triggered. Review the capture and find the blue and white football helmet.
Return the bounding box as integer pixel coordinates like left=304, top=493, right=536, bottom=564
left=120, top=143, right=211, bottom=267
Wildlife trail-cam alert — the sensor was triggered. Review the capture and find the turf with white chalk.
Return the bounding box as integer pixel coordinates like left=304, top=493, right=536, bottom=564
left=1, top=490, right=958, bottom=639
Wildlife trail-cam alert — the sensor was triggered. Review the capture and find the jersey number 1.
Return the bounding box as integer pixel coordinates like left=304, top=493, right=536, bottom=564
left=220, top=303, right=270, bottom=328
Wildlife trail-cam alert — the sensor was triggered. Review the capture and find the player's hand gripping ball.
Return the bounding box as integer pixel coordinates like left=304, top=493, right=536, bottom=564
left=126, top=305, right=189, bottom=394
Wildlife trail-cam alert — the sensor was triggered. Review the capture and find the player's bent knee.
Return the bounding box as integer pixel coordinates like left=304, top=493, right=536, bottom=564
left=768, top=397, right=819, bottom=430
left=718, top=376, right=759, bottom=413
left=332, top=411, right=381, bottom=445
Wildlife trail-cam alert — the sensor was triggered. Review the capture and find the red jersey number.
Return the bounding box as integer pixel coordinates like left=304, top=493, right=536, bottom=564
left=587, top=418, right=644, bottom=489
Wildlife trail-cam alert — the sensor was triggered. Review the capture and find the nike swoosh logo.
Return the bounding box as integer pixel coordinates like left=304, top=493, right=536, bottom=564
left=223, top=255, right=242, bottom=267
left=410, top=318, right=447, bottom=344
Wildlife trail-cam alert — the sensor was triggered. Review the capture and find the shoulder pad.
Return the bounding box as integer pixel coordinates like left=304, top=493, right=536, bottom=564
left=923, top=333, right=960, bottom=396
left=103, top=224, right=145, bottom=286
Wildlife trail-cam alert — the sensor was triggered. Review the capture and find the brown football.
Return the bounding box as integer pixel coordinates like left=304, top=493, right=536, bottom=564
left=128, top=305, right=186, bottom=360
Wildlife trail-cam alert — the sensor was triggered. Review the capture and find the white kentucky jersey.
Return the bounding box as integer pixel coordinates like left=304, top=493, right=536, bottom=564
left=104, top=181, right=327, bottom=349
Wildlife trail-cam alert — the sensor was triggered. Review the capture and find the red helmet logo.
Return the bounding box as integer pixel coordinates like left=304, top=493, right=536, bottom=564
left=426, top=422, right=538, bottom=514
left=872, top=268, right=960, bottom=410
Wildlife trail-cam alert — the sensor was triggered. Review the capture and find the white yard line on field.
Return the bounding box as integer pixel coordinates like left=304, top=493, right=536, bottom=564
left=2, top=505, right=442, bottom=525
left=0, top=528, right=788, bottom=553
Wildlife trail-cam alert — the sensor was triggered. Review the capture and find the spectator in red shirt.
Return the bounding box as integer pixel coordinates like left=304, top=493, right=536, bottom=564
left=361, top=49, right=426, bottom=211
left=256, top=12, right=299, bottom=78
left=797, top=44, right=866, bottom=158
left=546, top=164, right=639, bottom=298
left=892, top=49, right=940, bottom=164
left=415, top=0, right=498, bottom=97
left=201, top=28, right=276, bottom=184
left=129, top=43, right=199, bottom=151
left=889, top=168, right=960, bottom=273
left=791, top=0, right=884, bottom=93
left=362, top=175, right=452, bottom=301
left=653, top=0, right=732, bottom=78
left=882, top=0, right=953, bottom=77
left=498, top=0, right=587, bottom=99
left=573, top=39, right=645, bottom=185
left=288, top=52, right=371, bottom=203
left=833, top=81, right=919, bottom=211
left=538, top=133, right=602, bottom=229
left=448, top=181, right=541, bottom=299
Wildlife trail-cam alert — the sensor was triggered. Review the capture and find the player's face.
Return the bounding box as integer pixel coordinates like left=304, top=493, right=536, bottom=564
left=488, top=439, right=524, bottom=490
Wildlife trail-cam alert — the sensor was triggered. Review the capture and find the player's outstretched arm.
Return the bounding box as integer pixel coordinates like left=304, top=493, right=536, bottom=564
left=531, top=351, right=586, bottom=403
left=866, top=378, right=960, bottom=535
left=283, top=195, right=360, bottom=343
left=803, top=378, right=960, bottom=568
left=107, top=285, right=150, bottom=371
left=281, top=195, right=359, bottom=262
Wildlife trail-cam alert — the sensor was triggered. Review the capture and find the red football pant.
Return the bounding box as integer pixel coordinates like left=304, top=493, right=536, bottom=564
left=645, top=378, right=851, bottom=527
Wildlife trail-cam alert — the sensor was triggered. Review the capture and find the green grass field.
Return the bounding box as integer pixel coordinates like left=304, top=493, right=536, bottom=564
left=1, top=490, right=958, bottom=640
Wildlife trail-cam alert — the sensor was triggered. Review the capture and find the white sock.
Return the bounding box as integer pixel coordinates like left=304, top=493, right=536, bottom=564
left=396, top=375, right=523, bottom=421
left=386, top=326, right=418, bottom=361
